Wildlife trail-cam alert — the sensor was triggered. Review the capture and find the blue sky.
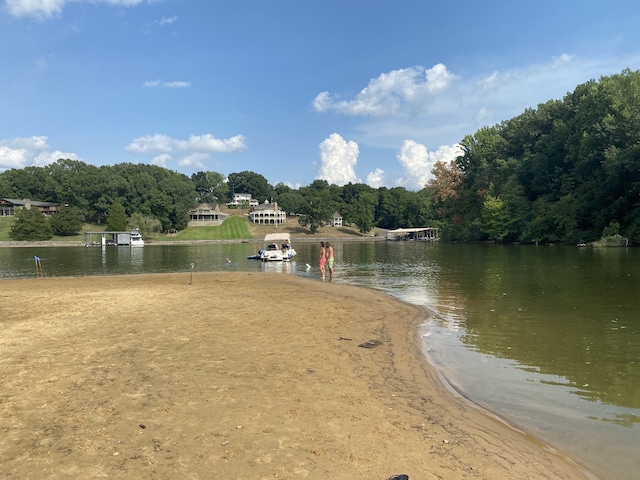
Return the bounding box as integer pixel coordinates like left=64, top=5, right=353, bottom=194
left=1, top=1, right=640, bottom=190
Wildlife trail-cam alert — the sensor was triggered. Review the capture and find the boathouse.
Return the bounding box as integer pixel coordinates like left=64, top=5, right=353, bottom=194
left=386, top=227, right=439, bottom=241
left=83, top=231, right=134, bottom=246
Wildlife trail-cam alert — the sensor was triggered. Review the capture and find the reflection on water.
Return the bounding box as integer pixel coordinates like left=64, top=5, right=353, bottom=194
left=1, top=241, right=639, bottom=479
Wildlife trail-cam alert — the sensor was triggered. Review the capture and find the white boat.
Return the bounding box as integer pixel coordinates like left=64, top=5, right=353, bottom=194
left=130, top=229, right=144, bottom=247
left=258, top=233, right=296, bottom=261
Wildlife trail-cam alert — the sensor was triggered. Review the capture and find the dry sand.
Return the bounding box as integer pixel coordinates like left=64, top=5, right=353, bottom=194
left=0, top=272, right=592, bottom=479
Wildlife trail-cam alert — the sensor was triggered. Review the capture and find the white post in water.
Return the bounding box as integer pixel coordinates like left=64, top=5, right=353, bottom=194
left=34, top=256, right=44, bottom=279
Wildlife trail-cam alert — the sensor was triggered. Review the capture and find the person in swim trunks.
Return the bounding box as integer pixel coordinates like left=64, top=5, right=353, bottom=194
left=319, top=241, right=327, bottom=280
left=325, top=241, right=334, bottom=281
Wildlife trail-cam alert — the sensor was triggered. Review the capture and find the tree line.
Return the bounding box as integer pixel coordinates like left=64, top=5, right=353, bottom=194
left=1, top=68, right=639, bottom=243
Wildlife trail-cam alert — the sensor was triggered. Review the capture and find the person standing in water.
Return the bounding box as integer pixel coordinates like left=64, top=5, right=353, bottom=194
left=319, top=241, right=327, bottom=280
left=325, top=241, right=334, bottom=281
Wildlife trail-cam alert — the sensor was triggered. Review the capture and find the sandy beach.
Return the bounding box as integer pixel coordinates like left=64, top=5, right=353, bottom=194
left=0, top=272, right=591, bottom=479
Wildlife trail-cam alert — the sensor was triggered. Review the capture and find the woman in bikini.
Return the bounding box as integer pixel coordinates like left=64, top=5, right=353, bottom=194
left=319, top=241, right=327, bottom=280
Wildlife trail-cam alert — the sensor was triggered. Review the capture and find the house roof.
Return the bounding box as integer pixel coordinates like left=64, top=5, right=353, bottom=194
left=1, top=198, right=60, bottom=207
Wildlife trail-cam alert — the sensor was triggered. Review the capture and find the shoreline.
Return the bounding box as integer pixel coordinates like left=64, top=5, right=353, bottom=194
left=0, top=272, right=593, bottom=479
left=0, top=236, right=386, bottom=248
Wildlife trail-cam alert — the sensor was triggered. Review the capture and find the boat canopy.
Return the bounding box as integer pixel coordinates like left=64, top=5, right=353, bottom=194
left=263, top=233, right=292, bottom=244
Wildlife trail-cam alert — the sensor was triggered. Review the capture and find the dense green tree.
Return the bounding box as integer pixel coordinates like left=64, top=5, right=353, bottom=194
left=376, top=187, right=416, bottom=229
left=276, top=192, right=306, bottom=216
left=298, top=190, right=333, bottom=234
left=128, top=212, right=162, bottom=238
left=478, top=183, right=511, bottom=241
left=227, top=171, right=273, bottom=203
left=273, top=182, right=292, bottom=196
left=0, top=166, right=55, bottom=200
left=106, top=202, right=128, bottom=231
left=191, top=171, right=228, bottom=203
left=45, top=159, right=103, bottom=220
left=352, top=192, right=376, bottom=234
left=10, top=207, right=53, bottom=241
left=50, top=206, right=84, bottom=236
left=0, top=175, right=12, bottom=198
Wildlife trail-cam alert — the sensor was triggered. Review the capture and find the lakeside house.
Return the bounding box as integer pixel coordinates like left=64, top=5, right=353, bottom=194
left=188, top=203, right=229, bottom=227
left=248, top=201, right=287, bottom=225
left=227, top=193, right=259, bottom=208
left=0, top=198, right=61, bottom=216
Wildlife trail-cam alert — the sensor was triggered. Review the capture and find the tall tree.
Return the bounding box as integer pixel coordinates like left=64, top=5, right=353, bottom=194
left=352, top=192, right=376, bottom=234
left=298, top=190, right=332, bottom=234
left=478, top=183, right=511, bottom=241
left=50, top=206, right=84, bottom=236
left=107, top=202, right=128, bottom=231
left=191, top=171, right=228, bottom=203
left=10, top=207, right=53, bottom=241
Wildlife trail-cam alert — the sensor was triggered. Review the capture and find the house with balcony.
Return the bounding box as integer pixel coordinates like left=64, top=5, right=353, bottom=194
left=248, top=201, right=287, bottom=225
left=0, top=198, right=60, bottom=216
left=329, top=211, right=343, bottom=227
left=188, top=203, right=229, bottom=227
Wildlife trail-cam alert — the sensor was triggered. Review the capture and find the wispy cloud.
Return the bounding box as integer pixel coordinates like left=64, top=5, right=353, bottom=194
left=143, top=80, right=191, bottom=88
left=157, top=15, right=177, bottom=26
left=5, top=0, right=151, bottom=19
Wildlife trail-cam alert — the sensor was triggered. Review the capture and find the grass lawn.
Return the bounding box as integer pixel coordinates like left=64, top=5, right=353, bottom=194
left=150, top=215, right=252, bottom=241
left=0, top=216, right=15, bottom=241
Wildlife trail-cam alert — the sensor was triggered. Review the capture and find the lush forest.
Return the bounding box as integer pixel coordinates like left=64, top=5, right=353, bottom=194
left=1, top=69, right=639, bottom=243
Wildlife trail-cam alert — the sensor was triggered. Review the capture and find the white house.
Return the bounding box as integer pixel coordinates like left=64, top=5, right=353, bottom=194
left=329, top=211, right=343, bottom=227
left=227, top=193, right=259, bottom=207
left=249, top=201, right=287, bottom=225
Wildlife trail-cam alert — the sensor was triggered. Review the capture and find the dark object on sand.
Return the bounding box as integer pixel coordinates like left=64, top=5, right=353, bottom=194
left=387, top=475, right=409, bottom=480
left=358, top=339, right=382, bottom=348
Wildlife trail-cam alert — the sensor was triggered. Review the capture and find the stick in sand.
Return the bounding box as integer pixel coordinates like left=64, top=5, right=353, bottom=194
left=189, top=262, right=195, bottom=285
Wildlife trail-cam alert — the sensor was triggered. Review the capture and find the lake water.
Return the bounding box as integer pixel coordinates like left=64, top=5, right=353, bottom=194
left=1, top=241, right=639, bottom=480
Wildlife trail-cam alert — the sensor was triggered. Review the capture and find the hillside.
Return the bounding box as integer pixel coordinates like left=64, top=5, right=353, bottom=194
left=230, top=210, right=384, bottom=240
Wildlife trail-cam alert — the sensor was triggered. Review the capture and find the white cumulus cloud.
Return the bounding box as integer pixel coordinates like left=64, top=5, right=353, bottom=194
left=0, top=136, right=79, bottom=171
left=312, top=64, right=456, bottom=117
left=395, top=141, right=463, bottom=190
left=126, top=133, right=247, bottom=170
left=365, top=168, right=385, bottom=188
left=316, top=133, right=360, bottom=186
left=151, top=153, right=171, bottom=168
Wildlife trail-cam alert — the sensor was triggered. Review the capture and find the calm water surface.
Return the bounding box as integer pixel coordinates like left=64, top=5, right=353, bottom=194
left=1, top=241, right=638, bottom=480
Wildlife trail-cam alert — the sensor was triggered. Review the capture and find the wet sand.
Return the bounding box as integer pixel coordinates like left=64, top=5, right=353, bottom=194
left=0, top=272, right=592, bottom=479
